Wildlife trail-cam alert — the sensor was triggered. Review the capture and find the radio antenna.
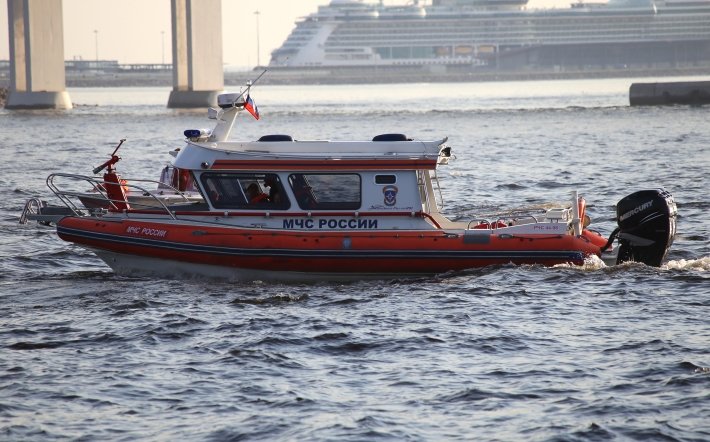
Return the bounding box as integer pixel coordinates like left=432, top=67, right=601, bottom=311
left=241, top=68, right=268, bottom=100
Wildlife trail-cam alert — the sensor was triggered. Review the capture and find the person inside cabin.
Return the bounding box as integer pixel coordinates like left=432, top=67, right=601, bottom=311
left=245, top=182, right=269, bottom=204
left=264, top=175, right=282, bottom=204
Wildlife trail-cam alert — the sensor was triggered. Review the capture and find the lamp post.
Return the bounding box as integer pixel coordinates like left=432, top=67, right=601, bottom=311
left=94, top=29, right=99, bottom=64
left=254, top=10, right=261, bottom=67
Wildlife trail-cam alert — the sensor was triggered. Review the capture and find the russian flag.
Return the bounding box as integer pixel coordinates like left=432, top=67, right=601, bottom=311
left=244, top=94, right=260, bottom=120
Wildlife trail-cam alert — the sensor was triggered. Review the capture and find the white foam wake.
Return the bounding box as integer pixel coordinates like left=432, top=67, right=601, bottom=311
left=553, top=255, right=710, bottom=272
left=552, top=254, right=607, bottom=271
left=662, top=257, right=710, bottom=272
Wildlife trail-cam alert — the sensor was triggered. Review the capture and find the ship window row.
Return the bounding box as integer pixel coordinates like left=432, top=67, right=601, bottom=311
left=330, top=18, right=709, bottom=36
left=329, top=28, right=710, bottom=42
left=328, top=27, right=709, bottom=41
left=286, top=34, right=318, bottom=41
left=286, top=35, right=317, bottom=42
left=327, top=24, right=687, bottom=41
left=336, top=16, right=709, bottom=28
left=326, top=27, right=709, bottom=47
left=290, top=31, right=318, bottom=37
left=328, top=29, right=647, bottom=42
left=331, top=31, right=710, bottom=61
left=287, top=34, right=317, bottom=40
left=200, top=173, right=361, bottom=211
left=333, top=16, right=664, bottom=32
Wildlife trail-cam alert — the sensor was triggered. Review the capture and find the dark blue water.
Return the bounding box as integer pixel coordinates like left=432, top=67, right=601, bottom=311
left=1, top=80, right=709, bottom=440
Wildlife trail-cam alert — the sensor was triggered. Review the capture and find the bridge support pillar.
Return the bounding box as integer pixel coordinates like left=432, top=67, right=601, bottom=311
left=5, top=0, right=72, bottom=110
left=167, top=0, right=224, bottom=108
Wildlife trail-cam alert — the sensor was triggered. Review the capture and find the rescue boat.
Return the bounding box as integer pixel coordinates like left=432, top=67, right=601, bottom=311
left=20, top=88, right=677, bottom=281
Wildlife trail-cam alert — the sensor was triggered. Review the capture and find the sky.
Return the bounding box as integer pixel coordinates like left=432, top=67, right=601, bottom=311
left=1, top=0, right=570, bottom=69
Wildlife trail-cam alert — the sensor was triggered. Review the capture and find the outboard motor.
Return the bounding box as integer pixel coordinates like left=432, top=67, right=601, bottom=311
left=615, top=188, right=677, bottom=267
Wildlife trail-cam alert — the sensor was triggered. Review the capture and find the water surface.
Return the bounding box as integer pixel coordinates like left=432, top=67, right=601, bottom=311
left=1, top=78, right=708, bottom=440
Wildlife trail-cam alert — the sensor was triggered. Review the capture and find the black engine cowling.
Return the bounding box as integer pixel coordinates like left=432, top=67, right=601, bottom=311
left=615, top=188, right=677, bottom=267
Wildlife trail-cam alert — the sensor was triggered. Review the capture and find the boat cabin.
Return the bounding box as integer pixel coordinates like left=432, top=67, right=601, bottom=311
left=171, top=130, right=451, bottom=231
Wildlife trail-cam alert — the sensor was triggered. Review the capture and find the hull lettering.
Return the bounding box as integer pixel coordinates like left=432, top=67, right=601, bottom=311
left=283, top=218, right=378, bottom=230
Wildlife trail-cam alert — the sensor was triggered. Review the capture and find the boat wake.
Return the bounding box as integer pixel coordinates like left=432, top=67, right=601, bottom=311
left=552, top=254, right=607, bottom=271
left=662, top=256, right=710, bottom=272
left=552, top=255, right=709, bottom=273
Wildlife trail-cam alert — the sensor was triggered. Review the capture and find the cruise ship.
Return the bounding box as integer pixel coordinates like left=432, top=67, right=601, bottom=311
left=269, top=0, right=710, bottom=71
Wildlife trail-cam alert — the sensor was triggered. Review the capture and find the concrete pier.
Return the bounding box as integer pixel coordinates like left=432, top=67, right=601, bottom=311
left=629, top=81, right=710, bottom=106
left=5, top=0, right=72, bottom=110
left=167, top=0, right=224, bottom=108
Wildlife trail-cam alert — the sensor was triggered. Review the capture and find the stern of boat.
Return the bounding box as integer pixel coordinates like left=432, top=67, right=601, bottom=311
left=612, top=188, right=677, bottom=267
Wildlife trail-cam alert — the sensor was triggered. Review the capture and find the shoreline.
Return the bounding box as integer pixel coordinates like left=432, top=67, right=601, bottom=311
left=2, top=67, right=708, bottom=109
left=245, top=66, right=710, bottom=86
left=1, top=66, right=708, bottom=91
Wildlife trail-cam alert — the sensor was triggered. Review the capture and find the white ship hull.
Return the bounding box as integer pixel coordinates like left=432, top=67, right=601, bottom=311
left=269, top=0, right=710, bottom=70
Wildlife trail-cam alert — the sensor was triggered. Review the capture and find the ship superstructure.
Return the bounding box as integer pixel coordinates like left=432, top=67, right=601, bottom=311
left=269, top=0, right=710, bottom=70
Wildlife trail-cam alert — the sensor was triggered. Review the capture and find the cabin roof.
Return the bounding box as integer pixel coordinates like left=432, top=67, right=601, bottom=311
left=173, top=137, right=449, bottom=171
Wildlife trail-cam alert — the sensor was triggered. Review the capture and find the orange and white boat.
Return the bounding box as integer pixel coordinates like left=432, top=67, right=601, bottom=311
left=20, top=89, right=677, bottom=281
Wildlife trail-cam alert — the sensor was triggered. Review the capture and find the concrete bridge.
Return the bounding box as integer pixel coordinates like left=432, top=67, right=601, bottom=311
left=5, top=0, right=224, bottom=109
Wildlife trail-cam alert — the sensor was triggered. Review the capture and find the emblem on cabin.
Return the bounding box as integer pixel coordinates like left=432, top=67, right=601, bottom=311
left=383, top=185, right=398, bottom=207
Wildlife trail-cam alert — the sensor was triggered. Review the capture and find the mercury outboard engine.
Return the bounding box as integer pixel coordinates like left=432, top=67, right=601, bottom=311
left=614, top=188, right=677, bottom=266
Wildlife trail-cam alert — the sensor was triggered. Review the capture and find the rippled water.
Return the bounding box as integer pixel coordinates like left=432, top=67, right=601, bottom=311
left=1, top=79, right=709, bottom=440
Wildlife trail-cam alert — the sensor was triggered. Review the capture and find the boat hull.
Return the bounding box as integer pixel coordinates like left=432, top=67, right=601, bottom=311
left=88, top=249, right=429, bottom=282
left=57, top=216, right=601, bottom=281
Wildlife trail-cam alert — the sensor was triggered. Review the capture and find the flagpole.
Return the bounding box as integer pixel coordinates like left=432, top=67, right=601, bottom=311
left=220, top=69, right=268, bottom=110
left=246, top=69, right=268, bottom=96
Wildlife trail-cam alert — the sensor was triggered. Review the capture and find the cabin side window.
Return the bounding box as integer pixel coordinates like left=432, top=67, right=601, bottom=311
left=200, top=173, right=290, bottom=210
left=288, top=173, right=361, bottom=210
left=374, top=175, right=397, bottom=185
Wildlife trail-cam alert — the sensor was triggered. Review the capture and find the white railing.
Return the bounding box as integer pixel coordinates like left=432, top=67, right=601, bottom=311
left=45, top=173, right=197, bottom=220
